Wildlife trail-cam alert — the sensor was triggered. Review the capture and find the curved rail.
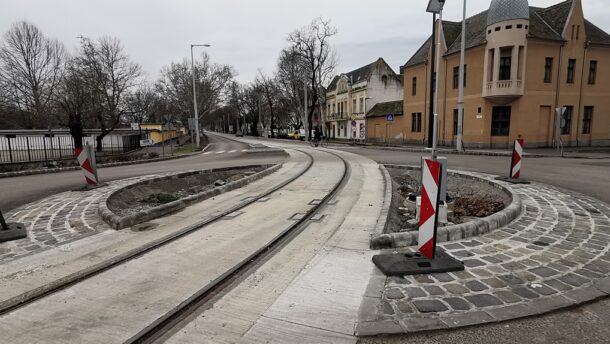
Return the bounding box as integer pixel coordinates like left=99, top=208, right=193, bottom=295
left=125, top=148, right=351, bottom=344
left=0, top=150, right=313, bottom=316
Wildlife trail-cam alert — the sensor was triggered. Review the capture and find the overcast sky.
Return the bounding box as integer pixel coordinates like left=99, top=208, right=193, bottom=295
left=1, top=0, right=608, bottom=84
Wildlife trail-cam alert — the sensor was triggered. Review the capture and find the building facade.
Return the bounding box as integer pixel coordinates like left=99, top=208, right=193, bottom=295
left=401, top=0, right=610, bottom=148
left=325, top=58, right=403, bottom=140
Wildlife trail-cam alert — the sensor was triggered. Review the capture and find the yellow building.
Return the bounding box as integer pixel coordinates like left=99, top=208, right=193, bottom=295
left=139, top=123, right=182, bottom=144
left=401, top=0, right=610, bottom=148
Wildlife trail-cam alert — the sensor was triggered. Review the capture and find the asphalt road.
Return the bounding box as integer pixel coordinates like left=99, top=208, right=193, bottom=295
left=0, top=134, right=287, bottom=212
left=337, top=146, right=610, bottom=204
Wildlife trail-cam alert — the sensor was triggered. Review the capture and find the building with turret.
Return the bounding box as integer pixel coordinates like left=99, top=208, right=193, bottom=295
left=394, top=0, right=610, bottom=148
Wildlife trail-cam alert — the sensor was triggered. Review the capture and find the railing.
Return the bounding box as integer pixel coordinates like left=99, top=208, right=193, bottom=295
left=327, top=113, right=348, bottom=121
left=485, top=79, right=524, bottom=97
left=0, top=129, right=144, bottom=165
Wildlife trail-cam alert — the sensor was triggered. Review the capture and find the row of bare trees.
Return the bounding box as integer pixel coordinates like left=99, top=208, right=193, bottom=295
left=0, top=17, right=338, bottom=147
left=206, top=17, right=338, bottom=140
left=0, top=21, right=236, bottom=150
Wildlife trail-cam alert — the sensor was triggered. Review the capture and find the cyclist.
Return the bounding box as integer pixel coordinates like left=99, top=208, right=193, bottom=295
left=314, top=127, right=322, bottom=147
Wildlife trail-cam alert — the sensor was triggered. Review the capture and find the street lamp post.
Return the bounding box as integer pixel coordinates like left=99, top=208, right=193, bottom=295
left=190, top=43, right=211, bottom=147
left=457, top=0, right=467, bottom=152
left=427, top=0, right=446, bottom=159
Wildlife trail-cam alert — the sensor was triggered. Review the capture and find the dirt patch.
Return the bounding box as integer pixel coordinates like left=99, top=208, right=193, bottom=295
left=385, top=167, right=510, bottom=233
left=108, top=166, right=266, bottom=217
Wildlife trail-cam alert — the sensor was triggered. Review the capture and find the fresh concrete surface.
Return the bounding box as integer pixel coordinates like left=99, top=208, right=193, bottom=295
left=165, top=149, right=385, bottom=343
left=0, top=150, right=308, bottom=313
left=0, top=149, right=345, bottom=343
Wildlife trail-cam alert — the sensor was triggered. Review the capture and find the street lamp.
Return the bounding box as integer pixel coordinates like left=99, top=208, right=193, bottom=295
left=457, top=1, right=467, bottom=152
left=190, top=43, right=211, bottom=147
left=427, top=0, right=446, bottom=158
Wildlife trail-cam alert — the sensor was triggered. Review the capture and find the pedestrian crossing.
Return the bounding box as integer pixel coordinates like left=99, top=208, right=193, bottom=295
left=201, top=149, right=251, bottom=156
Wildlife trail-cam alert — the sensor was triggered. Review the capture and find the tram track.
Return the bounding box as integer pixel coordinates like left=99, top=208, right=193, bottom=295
left=126, top=149, right=350, bottom=344
left=0, top=149, right=313, bottom=316
left=0, top=147, right=352, bottom=344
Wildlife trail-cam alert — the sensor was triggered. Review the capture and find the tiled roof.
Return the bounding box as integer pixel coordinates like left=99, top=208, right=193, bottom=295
left=403, top=0, right=610, bottom=68
left=366, top=100, right=403, bottom=118
left=584, top=20, right=610, bottom=45
left=327, top=58, right=400, bottom=91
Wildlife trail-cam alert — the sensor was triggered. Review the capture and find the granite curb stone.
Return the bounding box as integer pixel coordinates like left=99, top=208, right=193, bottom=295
left=371, top=165, right=523, bottom=249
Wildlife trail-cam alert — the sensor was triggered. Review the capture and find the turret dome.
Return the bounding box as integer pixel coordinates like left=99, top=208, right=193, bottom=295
left=487, top=0, right=530, bottom=27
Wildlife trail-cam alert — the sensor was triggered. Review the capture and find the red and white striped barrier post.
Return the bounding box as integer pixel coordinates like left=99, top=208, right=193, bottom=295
left=509, top=138, right=524, bottom=179
left=418, top=159, right=442, bottom=260
left=75, top=144, right=99, bottom=185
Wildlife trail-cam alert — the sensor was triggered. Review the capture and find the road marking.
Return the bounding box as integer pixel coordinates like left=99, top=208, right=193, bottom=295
left=216, top=150, right=225, bottom=154
left=203, top=152, right=212, bottom=155
left=242, top=149, right=248, bottom=152
left=229, top=150, right=237, bottom=153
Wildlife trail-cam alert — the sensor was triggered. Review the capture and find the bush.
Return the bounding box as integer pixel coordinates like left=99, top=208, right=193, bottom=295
left=147, top=152, right=159, bottom=159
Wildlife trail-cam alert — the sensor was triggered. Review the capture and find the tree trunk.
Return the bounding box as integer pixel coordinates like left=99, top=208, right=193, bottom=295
left=69, top=115, right=84, bottom=150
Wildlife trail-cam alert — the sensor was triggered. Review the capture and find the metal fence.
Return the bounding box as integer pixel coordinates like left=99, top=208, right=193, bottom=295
left=0, top=129, right=144, bottom=165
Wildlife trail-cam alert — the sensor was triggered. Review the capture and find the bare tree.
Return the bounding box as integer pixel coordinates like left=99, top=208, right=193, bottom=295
left=287, top=17, right=338, bottom=140
left=276, top=47, right=308, bottom=130
left=73, top=36, right=141, bottom=151
left=55, top=56, right=94, bottom=149
left=125, top=82, right=159, bottom=125
left=255, top=71, right=280, bottom=138
left=0, top=21, right=66, bottom=129
left=156, top=53, right=235, bottom=128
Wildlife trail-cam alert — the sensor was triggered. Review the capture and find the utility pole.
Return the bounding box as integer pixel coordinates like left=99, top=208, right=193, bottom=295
left=428, top=13, right=437, bottom=149
left=304, top=81, right=308, bottom=141
left=457, top=0, right=467, bottom=152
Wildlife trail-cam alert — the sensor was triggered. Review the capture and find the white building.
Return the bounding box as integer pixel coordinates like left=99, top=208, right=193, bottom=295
left=325, top=58, right=403, bottom=140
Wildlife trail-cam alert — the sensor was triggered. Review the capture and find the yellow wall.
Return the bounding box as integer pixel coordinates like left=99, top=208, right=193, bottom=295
left=396, top=1, right=610, bottom=148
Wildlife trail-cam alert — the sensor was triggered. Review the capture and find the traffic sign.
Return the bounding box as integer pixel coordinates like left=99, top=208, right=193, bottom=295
left=386, top=114, right=394, bottom=122
left=130, top=122, right=140, bottom=130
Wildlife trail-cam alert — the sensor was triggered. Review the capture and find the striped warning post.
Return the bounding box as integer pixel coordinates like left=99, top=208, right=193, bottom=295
left=75, top=145, right=98, bottom=185
left=510, top=139, right=524, bottom=179
left=418, top=159, right=442, bottom=260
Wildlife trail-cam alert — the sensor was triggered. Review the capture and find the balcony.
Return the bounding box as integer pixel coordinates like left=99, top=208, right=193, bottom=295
left=484, top=79, right=524, bottom=102
left=327, top=112, right=348, bottom=121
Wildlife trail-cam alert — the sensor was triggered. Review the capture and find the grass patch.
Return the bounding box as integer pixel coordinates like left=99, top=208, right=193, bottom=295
left=173, top=144, right=200, bottom=154
left=141, top=192, right=179, bottom=204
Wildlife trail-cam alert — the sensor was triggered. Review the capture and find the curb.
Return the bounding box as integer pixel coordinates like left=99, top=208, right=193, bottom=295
left=356, top=279, right=610, bottom=337
left=370, top=164, right=523, bottom=249
left=99, top=164, right=282, bottom=229
left=359, top=145, right=546, bottom=158
left=0, top=144, right=211, bottom=179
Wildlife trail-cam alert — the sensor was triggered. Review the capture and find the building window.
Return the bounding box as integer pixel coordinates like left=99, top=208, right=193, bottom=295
left=506, top=25, right=512, bottom=30
left=567, top=59, right=576, bottom=84
left=412, top=77, right=417, bottom=96
left=491, top=106, right=511, bottom=136
left=561, top=105, right=573, bottom=135
left=576, top=25, right=580, bottom=40
left=352, top=99, right=357, bottom=114
left=411, top=113, right=422, bottom=132
left=359, top=98, right=364, bottom=113
left=583, top=106, right=593, bottom=134
left=499, top=48, right=512, bottom=80
left=544, top=57, right=553, bottom=83
left=588, top=60, right=597, bottom=85
left=517, top=24, right=523, bottom=29
left=453, top=109, right=459, bottom=135
left=452, top=66, right=466, bottom=89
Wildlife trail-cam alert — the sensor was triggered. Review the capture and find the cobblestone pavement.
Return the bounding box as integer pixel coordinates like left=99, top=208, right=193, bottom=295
left=0, top=174, right=171, bottom=263
left=358, top=177, right=610, bottom=335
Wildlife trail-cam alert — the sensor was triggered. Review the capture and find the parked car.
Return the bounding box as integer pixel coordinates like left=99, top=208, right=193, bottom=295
left=287, top=129, right=305, bottom=140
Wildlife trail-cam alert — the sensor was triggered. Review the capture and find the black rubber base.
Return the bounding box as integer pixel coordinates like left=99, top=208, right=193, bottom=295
left=0, top=223, right=27, bottom=243
left=72, top=183, right=108, bottom=192
left=372, top=249, right=464, bottom=276
left=495, top=176, right=531, bottom=184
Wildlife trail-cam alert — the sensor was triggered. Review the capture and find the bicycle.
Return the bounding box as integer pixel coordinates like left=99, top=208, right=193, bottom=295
left=309, top=136, right=328, bottom=148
